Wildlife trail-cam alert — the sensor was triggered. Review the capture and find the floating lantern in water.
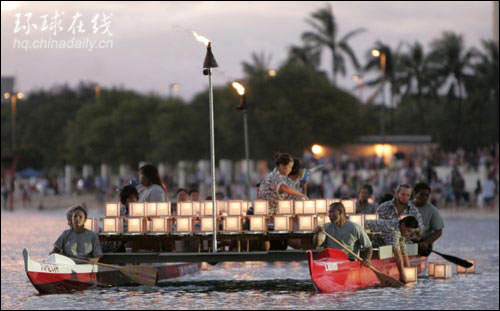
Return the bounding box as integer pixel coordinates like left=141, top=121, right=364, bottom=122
left=428, top=262, right=440, bottom=276
left=433, top=263, right=452, bottom=279
left=456, top=260, right=475, bottom=274
left=404, top=267, right=418, bottom=282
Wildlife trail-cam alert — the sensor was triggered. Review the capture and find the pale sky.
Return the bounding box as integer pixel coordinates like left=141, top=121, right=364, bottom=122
left=0, top=1, right=495, bottom=100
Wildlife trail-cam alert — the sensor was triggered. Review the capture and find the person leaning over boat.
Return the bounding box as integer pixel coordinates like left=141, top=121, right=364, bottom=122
left=356, top=184, right=378, bottom=214
left=313, top=202, right=373, bottom=266
left=50, top=205, right=103, bottom=265
left=376, top=184, right=424, bottom=237
left=411, top=182, right=444, bottom=256
left=138, top=164, right=166, bottom=202
left=364, top=216, right=419, bottom=284
left=258, top=152, right=307, bottom=215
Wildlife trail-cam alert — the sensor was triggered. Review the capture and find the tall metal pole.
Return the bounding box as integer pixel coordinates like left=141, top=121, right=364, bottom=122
left=11, top=95, right=17, bottom=151
left=207, top=68, right=218, bottom=253
left=243, top=110, right=251, bottom=200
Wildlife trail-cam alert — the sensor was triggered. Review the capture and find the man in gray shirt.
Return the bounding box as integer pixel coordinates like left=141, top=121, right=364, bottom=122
left=314, top=202, right=372, bottom=266
left=411, top=182, right=444, bottom=256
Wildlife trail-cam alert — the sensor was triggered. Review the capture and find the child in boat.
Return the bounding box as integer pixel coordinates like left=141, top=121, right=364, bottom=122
left=51, top=205, right=103, bottom=265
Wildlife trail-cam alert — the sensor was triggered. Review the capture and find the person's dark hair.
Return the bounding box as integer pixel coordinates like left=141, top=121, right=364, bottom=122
left=329, top=202, right=346, bottom=215
left=360, top=184, right=373, bottom=195
left=289, top=158, right=301, bottom=176
left=72, top=205, right=88, bottom=220
left=274, top=152, right=293, bottom=167
left=176, top=188, right=188, bottom=195
left=399, top=216, right=419, bottom=229
left=379, top=193, right=394, bottom=204
left=395, top=184, right=412, bottom=193
left=66, top=205, right=78, bottom=223
left=120, top=185, right=138, bottom=205
left=188, top=189, right=199, bottom=196
left=414, top=182, right=431, bottom=194
left=139, top=164, right=163, bottom=188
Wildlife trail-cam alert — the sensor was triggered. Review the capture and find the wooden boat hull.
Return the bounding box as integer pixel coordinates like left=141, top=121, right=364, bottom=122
left=23, top=249, right=201, bottom=294
left=307, top=248, right=427, bottom=293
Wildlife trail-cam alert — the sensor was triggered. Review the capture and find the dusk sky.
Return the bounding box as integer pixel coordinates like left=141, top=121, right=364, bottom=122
left=1, top=1, right=495, bottom=100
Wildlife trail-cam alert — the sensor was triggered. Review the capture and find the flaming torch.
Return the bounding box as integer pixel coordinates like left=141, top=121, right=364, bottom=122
left=193, top=31, right=219, bottom=252
left=231, top=82, right=251, bottom=200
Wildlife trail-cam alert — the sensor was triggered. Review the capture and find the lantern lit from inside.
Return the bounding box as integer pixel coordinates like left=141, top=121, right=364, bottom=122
left=105, top=203, right=119, bottom=217
left=428, top=262, right=439, bottom=276
left=151, top=217, right=171, bottom=233
left=178, top=202, right=194, bottom=216
left=249, top=216, right=266, bottom=232
left=315, top=200, right=327, bottom=214
left=349, top=214, right=363, bottom=228
left=242, top=201, right=249, bottom=215
left=297, top=215, right=315, bottom=232
left=277, top=200, right=293, bottom=215
left=200, top=217, right=214, bottom=233
left=130, top=202, right=145, bottom=217
left=84, top=218, right=98, bottom=232
left=145, top=202, right=157, bottom=216
left=273, top=216, right=292, bottom=231
left=433, top=264, right=452, bottom=279
left=157, top=202, right=171, bottom=216
left=303, top=200, right=316, bottom=214
left=193, top=201, right=201, bottom=216
left=456, top=260, right=475, bottom=274
left=364, top=214, right=378, bottom=221
left=404, top=267, right=417, bottom=282
left=316, top=215, right=329, bottom=227
left=103, top=218, right=123, bottom=233
left=127, top=218, right=145, bottom=233
left=253, top=200, right=268, bottom=215
left=176, top=217, right=192, bottom=233
left=228, top=201, right=243, bottom=216
left=223, top=216, right=242, bottom=232
left=294, top=200, right=304, bottom=214
left=341, top=199, right=356, bottom=214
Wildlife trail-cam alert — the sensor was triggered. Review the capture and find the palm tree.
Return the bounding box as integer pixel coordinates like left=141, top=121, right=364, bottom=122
left=428, top=32, right=476, bottom=142
left=242, top=51, right=272, bottom=79
left=287, top=44, right=322, bottom=69
left=301, top=3, right=365, bottom=85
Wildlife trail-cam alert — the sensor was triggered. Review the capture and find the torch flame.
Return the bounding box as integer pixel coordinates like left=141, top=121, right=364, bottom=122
left=192, top=31, right=210, bottom=46
left=231, top=82, right=245, bottom=96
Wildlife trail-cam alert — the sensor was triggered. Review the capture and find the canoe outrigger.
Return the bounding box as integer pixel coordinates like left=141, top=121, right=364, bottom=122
left=307, top=248, right=427, bottom=293
left=23, top=249, right=201, bottom=294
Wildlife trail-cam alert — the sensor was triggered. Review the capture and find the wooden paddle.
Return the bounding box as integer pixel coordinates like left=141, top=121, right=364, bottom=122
left=75, top=258, right=157, bottom=286
left=321, top=230, right=405, bottom=288
left=432, top=250, right=473, bottom=268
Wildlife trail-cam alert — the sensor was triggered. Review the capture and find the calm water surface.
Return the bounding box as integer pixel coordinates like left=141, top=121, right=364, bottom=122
left=1, top=209, right=498, bottom=310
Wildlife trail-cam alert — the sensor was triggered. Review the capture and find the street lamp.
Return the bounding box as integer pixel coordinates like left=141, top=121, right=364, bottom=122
left=231, top=81, right=251, bottom=200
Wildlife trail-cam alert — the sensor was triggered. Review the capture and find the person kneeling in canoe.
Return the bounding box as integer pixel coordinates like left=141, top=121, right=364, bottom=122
left=50, top=205, right=103, bottom=265
left=313, top=202, right=373, bottom=266
left=365, top=216, right=419, bottom=283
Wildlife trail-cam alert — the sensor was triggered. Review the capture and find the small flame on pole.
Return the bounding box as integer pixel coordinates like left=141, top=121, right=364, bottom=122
left=231, top=82, right=245, bottom=96
left=192, top=31, right=210, bottom=46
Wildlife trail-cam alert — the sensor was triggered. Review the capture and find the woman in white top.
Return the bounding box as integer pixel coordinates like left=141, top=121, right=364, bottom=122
left=138, top=164, right=166, bottom=202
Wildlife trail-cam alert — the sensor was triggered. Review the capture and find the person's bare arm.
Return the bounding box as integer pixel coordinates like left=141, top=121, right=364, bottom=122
left=279, top=184, right=307, bottom=199
left=394, top=247, right=408, bottom=283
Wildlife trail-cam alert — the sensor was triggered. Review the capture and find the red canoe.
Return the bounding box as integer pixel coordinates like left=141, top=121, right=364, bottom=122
left=307, top=248, right=427, bottom=293
left=23, top=249, right=201, bottom=294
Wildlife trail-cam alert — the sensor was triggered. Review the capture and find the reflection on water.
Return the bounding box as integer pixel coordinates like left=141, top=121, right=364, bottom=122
left=1, top=210, right=499, bottom=310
